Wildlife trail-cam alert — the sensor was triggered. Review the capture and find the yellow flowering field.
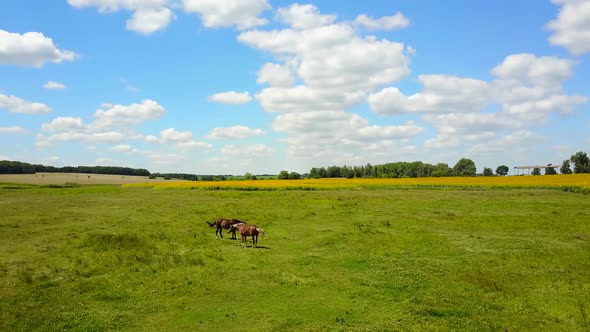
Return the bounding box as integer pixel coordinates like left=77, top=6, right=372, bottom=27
left=124, top=174, right=590, bottom=191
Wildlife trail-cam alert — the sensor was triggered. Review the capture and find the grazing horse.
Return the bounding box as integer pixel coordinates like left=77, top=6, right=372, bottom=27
left=230, top=223, right=265, bottom=248
left=206, top=218, right=245, bottom=239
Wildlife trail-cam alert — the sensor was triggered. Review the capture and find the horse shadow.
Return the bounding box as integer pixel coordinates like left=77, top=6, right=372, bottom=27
left=243, top=245, right=271, bottom=250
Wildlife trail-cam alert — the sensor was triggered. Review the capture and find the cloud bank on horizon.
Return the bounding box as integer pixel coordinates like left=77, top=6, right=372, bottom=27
left=0, top=0, right=589, bottom=174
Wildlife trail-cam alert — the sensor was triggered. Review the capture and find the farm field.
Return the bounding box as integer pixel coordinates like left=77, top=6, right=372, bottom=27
left=1, top=185, right=589, bottom=331
left=2, top=173, right=590, bottom=190
left=126, top=174, right=590, bottom=191
left=0, top=173, right=189, bottom=185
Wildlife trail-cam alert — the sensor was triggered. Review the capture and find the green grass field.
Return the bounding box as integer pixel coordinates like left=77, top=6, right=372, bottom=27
left=1, top=185, right=589, bottom=331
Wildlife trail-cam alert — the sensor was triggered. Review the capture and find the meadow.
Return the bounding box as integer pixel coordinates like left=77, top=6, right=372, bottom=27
left=1, top=180, right=589, bottom=331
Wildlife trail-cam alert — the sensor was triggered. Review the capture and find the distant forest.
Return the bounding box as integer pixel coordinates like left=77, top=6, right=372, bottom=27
left=0, top=160, right=235, bottom=181
left=0, top=160, right=150, bottom=177
left=0, top=160, right=232, bottom=181
left=149, top=172, right=200, bottom=181
left=309, top=161, right=459, bottom=179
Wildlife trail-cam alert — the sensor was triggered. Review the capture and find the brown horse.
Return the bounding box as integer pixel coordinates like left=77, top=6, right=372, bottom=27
left=230, top=223, right=265, bottom=248
left=206, top=218, right=245, bottom=239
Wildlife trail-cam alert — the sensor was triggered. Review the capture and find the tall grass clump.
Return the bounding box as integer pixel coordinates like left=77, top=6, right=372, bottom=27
left=84, top=232, right=147, bottom=251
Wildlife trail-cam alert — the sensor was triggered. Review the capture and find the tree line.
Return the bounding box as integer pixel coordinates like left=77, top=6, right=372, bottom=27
left=0, top=160, right=150, bottom=177
left=307, top=158, right=477, bottom=179
left=150, top=172, right=200, bottom=181
left=559, top=151, right=590, bottom=174
left=527, top=152, right=590, bottom=176
left=2, top=150, right=588, bottom=180
left=299, top=150, right=590, bottom=179
left=0, top=161, right=231, bottom=181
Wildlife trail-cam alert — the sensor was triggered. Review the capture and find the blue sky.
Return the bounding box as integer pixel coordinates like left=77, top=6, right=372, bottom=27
left=1, top=0, right=589, bottom=175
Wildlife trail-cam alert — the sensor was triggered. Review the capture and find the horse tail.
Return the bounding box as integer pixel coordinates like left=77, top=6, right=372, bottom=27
left=257, top=228, right=265, bottom=239
left=206, top=221, right=215, bottom=227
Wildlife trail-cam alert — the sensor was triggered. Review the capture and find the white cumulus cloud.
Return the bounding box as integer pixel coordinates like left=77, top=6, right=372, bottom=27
left=36, top=131, right=126, bottom=148
left=183, top=0, right=270, bottom=30
left=67, top=0, right=169, bottom=12
left=369, top=75, right=490, bottom=115
left=146, top=152, right=183, bottom=165
left=255, top=85, right=365, bottom=113
left=67, top=0, right=173, bottom=34
left=111, top=144, right=137, bottom=153
left=238, top=4, right=416, bottom=167
left=36, top=99, right=171, bottom=151
left=159, top=128, right=212, bottom=150
left=0, top=126, right=30, bottom=135
left=44, top=81, right=66, bottom=89
left=356, top=121, right=423, bottom=140
left=470, top=130, right=542, bottom=154
left=41, top=117, right=85, bottom=132
left=143, top=135, right=159, bottom=143
left=271, top=110, right=423, bottom=165
left=272, top=110, right=422, bottom=142
left=547, top=0, right=590, bottom=55
left=257, top=63, right=296, bottom=87
left=0, top=30, right=77, bottom=67
left=0, top=93, right=52, bottom=114
left=276, top=3, right=336, bottom=30
left=368, top=52, right=587, bottom=156
left=205, top=126, right=265, bottom=139
left=370, top=53, right=585, bottom=118
left=92, top=99, right=165, bottom=129
left=240, top=24, right=410, bottom=91
left=221, top=144, right=275, bottom=157
left=208, top=91, right=252, bottom=104
left=355, top=12, right=410, bottom=31
left=490, top=53, right=573, bottom=88
left=177, top=141, right=212, bottom=150
left=160, top=128, right=193, bottom=143
left=126, top=7, right=174, bottom=34
left=112, top=144, right=131, bottom=152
